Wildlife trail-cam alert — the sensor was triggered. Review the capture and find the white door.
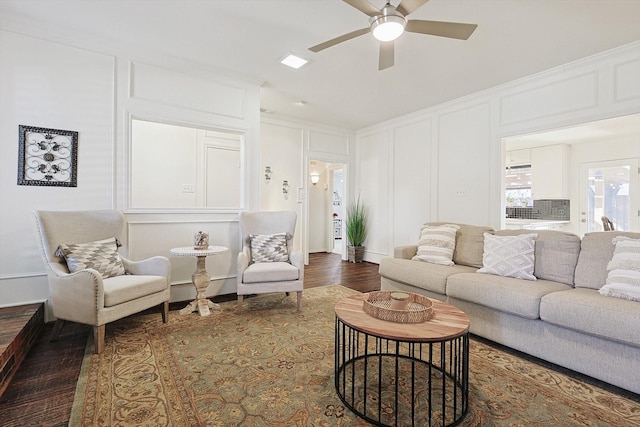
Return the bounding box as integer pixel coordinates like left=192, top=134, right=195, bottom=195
left=579, top=159, right=639, bottom=235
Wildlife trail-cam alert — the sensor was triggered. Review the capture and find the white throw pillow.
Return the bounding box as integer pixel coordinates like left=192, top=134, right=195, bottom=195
left=477, top=233, right=538, bottom=281
left=599, top=236, right=640, bottom=302
left=412, top=224, right=459, bottom=266
left=55, top=237, right=126, bottom=279
left=250, top=233, right=289, bottom=263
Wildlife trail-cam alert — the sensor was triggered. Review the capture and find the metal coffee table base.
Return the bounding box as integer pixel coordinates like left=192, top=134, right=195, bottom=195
left=335, top=317, right=469, bottom=427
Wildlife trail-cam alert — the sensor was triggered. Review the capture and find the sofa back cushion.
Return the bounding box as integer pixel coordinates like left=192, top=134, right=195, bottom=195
left=494, top=229, right=581, bottom=286
left=575, top=231, right=640, bottom=289
left=425, top=223, right=494, bottom=268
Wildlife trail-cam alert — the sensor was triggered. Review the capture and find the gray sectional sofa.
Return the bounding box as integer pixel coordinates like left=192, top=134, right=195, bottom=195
left=379, top=223, right=640, bottom=395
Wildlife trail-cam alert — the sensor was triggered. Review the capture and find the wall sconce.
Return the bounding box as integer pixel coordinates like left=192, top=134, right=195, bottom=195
left=282, top=180, right=290, bottom=197
left=310, top=172, right=320, bottom=185
left=265, top=166, right=272, bottom=183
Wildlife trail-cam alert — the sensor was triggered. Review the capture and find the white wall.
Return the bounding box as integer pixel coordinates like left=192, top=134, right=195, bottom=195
left=260, top=117, right=354, bottom=263
left=0, top=31, right=116, bottom=310
left=308, top=162, right=330, bottom=253
left=356, top=41, right=640, bottom=262
left=0, top=28, right=261, bottom=316
left=131, top=120, right=198, bottom=208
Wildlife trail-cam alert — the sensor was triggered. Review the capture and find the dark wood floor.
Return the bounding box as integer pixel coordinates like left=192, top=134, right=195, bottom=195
left=0, top=253, right=381, bottom=427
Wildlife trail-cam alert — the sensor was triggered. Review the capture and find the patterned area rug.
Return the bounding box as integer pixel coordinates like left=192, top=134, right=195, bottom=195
left=71, top=285, right=640, bottom=426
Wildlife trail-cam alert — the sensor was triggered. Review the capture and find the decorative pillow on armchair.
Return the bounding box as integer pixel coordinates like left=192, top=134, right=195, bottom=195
left=250, top=233, right=289, bottom=263
left=55, top=237, right=126, bottom=279
left=599, top=236, right=640, bottom=302
left=478, top=233, right=538, bottom=280
left=412, top=224, right=459, bottom=266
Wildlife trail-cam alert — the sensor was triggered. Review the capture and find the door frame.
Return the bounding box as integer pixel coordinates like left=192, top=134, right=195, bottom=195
left=578, top=158, right=639, bottom=235
left=304, top=157, right=349, bottom=264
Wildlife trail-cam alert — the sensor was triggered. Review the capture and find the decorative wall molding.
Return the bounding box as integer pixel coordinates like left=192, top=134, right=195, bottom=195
left=129, top=61, right=246, bottom=120
left=614, top=58, right=640, bottom=103
left=499, top=71, right=599, bottom=127
left=308, top=129, right=350, bottom=156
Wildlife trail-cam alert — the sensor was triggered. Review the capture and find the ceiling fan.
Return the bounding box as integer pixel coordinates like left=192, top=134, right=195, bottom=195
left=309, top=0, right=477, bottom=70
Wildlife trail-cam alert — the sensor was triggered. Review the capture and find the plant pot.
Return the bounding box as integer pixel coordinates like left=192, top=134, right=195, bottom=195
left=348, top=245, right=365, bottom=263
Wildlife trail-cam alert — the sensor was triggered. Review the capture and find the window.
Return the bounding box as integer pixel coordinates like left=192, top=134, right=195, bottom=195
left=505, top=165, right=532, bottom=207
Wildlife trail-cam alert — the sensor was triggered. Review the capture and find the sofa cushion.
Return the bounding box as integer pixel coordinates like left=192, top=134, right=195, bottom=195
left=540, top=287, right=640, bottom=347
left=425, top=222, right=494, bottom=268
left=478, top=233, right=538, bottom=280
left=574, top=231, right=640, bottom=289
left=494, top=229, right=581, bottom=285
left=446, top=272, right=570, bottom=320
left=379, top=257, right=476, bottom=295
left=412, top=224, right=459, bottom=266
left=599, top=236, right=640, bottom=301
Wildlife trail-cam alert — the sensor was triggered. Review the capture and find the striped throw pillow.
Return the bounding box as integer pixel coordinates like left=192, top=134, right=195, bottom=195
left=599, top=237, right=640, bottom=302
left=412, top=224, right=459, bottom=266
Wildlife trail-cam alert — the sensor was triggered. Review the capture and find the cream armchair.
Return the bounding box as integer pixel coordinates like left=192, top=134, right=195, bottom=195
left=33, top=210, right=171, bottom=354
left=237, top=211, right=304, bottom=311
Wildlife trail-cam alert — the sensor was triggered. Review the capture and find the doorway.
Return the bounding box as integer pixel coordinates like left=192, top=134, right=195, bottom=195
left=579, top=159, right=639, bottom=234
left=307, top=160, right=347, bottom=262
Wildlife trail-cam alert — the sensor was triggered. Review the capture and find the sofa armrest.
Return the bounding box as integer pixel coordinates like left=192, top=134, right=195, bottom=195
left=394, top=245, right=417, bottom=260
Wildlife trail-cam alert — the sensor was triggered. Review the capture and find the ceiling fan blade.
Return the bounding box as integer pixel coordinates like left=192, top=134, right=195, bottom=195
left=309, top=28, right=370, bottom=52
left=405, top=19, right=477, bottom=40
left=343, top=0, right=380, bottom=17
left=379, top=41, right=394, bottom=70
left=396, top=0, right=430, bottom=16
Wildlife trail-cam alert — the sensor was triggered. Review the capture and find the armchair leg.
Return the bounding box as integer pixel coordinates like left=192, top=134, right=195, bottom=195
left=161, top=301, right=169, bottom=323
left=237, top=294, right=243, bottom=313
left=50, top=319, right=65, bottom=342
left=296, top=291, right=302, bottom=312
left=94, top=325, right=105, bottom=354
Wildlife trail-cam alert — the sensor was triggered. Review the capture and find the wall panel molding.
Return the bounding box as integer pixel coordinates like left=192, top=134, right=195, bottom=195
left=499, top=72, right=599, bottom=126
left=614, top=58, right=640, bottom=103
left=129, top=61, right=246, bottom=119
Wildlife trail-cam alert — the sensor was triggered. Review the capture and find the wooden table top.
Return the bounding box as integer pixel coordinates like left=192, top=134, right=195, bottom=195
left=335, top=294, right=470, bottom=342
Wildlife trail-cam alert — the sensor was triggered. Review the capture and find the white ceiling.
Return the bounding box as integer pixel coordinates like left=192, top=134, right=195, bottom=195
left=2, top=0, right=640, bottom=130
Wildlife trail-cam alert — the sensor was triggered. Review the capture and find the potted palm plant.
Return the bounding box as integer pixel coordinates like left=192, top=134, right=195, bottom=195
left=346, top=196, right=368, bottom=263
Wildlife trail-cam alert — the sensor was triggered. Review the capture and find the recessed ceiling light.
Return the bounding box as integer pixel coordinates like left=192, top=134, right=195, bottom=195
left=295, top=101, right=307, bottom=106
left=280, top=54, right=309, bottom=69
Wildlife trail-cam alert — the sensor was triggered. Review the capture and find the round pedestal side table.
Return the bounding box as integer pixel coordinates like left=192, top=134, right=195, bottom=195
left=334, top=293, right=470, bottom=427
left=170, top=246, right=228, bottom=317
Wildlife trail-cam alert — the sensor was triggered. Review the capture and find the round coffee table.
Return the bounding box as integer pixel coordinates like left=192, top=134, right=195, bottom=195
left=334, top=293, right=470, bottom=427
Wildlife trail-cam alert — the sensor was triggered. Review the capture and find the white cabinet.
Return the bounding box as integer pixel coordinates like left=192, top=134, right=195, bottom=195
left=506, top=148, right=531, bottom=166
left=531, top=144, right=570, bottom=199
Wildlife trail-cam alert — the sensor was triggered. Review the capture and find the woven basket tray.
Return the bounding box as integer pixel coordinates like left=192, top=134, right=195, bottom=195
left=363, top=291, right=434, bottom=323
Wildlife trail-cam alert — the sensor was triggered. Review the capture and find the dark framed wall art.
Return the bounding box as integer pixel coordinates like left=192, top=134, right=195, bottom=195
left=17, top=125, right=78, bottom=187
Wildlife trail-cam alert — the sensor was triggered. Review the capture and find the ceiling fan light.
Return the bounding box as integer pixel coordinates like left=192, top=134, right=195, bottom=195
left=371, top=14, right=405, bottom=42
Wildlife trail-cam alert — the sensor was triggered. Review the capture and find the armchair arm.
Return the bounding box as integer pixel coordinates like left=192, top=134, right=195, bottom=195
left=237, top=250, right=250, bottom=282
left=122, top=256, right=171, bottom=278
left=46, top=263, right=105, bottom=324
left=394, top=245, right=418, bottom=260
left=289, top=250, right=304, bottom=281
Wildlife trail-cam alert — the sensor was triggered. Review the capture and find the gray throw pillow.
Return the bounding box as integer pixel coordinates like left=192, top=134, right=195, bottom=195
left=55, top=237, right=126, bottom=279
left=250, top=233, right=289, bottom=263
